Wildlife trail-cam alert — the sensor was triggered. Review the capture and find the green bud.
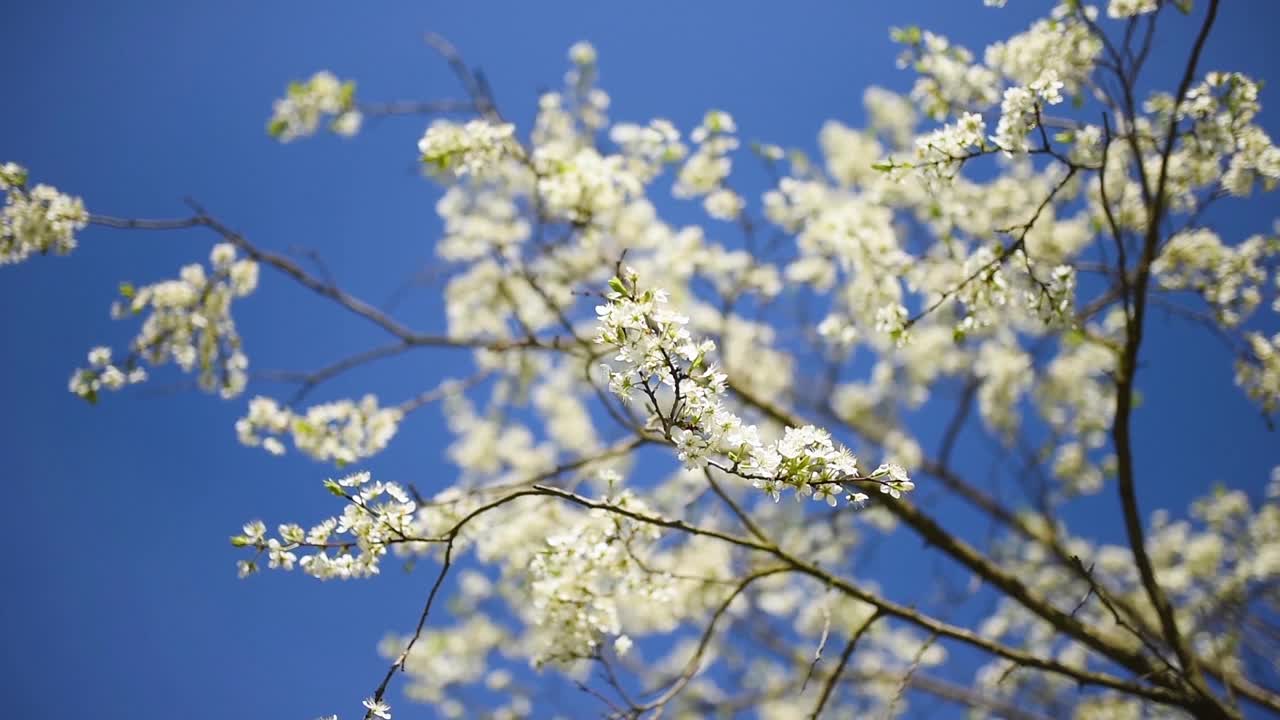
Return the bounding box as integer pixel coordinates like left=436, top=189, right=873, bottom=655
left=338, top=81, right=356, bottom=109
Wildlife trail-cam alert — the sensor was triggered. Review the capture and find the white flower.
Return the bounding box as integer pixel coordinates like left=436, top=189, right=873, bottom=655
left=236, top=396, right=401, bottom=463
left=88, top=347, right=112, bottom=367
left=267, top=71, right=361, bottom=142
left=873, top=463, right=915, bottom=499
left=362, top=697, right=392, bottom=719
left=1, top=165, right=88, bottom=265
left=419, top=120, right=519, bottom=178
left=568, top=41, right=597, bottom=66
left=1108, top=0, right=1158, bottom=18
left=704, top=188, right=744, bottom=220
left=613, top=634, right=633, bottom=656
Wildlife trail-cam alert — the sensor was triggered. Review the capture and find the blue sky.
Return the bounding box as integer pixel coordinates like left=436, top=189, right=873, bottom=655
left=3, top=2, right=1279, bottom=718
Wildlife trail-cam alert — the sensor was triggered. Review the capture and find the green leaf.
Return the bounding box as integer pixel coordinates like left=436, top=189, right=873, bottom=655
left=118, top=282, right=135, bottom=299
left=890, top=25, right=922, bottom=45
left=323, top=479, right=346, bottom=497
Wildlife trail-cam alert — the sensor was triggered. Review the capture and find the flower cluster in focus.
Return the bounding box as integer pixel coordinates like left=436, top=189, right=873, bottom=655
left=72, top=242, right=257, bottom=401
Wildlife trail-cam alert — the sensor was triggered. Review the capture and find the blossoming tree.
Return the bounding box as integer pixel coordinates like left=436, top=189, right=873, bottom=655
left=6, top=1, right=1280, bottom=718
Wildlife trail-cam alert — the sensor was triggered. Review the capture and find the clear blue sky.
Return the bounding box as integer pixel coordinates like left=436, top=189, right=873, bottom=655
left=3, top=2, right=1279, bottom=718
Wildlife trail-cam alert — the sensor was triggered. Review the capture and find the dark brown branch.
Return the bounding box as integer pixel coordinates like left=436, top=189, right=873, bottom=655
left=809, top=611, right=881, bottom=719
left=1109, top=0, right=1221, bottom=702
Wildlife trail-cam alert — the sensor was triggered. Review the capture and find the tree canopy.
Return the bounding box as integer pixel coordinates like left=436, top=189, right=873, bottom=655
left=4, top=1, right=1280, bottom=718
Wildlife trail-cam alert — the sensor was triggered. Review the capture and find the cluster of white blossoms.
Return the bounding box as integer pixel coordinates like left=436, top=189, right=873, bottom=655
left=233, top=470, right=417, bottom=580
left=819, top=120, right=885, bottom=188
left=1153, top=229, right=1275, bottom=327
left=384, top=615, right=538, bottom=719
left=1131, top=69, right=1280, bottom=202
left=905, top=111, right=986, bottom=182
left=267, top=71, right=362, bottom=141
left=992, top=70, right=1065, bottom=153
left=235, top=394, right=402, bottom=464
left=563, top=42, right=611, bottom=133
left=1178, top=72, right=1280, bottom=198
left=434, top=187, right=530, bottom=262
left=1037, top=334, right=1117, bottom=495
left=68, top=346, right=148, bottom=404
left=675, top=111, right=743, bottom=220
left=595, top=269, right=913, bottom=505
left=892, top=27, right=1000, bottom=121
left=863, top=86, right=919, bottom=149
left=418, top=119, right=520, bottom=179
left=526, top=488, right=664, bottom=665
left=974, top=339, right=1034, bottom=440
left=81, top=242, right=258, bottom=400
left=1238, top=331, right=1280, bottom=413
left=984, top=4, right=1101, bottom=95
left=382, top=614, right=508, bottom=711
left=0, top=162, right=87, bottom=265
left=1107, top=0, right=1159, bottom=19
left=976, top=475, right=1280, bottom=715
left=533, top=143, right=643, bottom=224
left=609, top=119, right=686, bottom=182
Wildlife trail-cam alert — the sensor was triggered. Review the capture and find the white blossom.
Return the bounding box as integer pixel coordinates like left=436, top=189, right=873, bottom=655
left=267, top=71, right=362, bottom=141
left=1, top=163, right=88, bottom=265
